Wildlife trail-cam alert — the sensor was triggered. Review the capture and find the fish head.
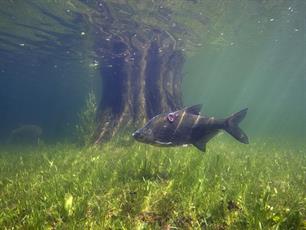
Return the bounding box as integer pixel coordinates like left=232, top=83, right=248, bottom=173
left=132, top=121, right=155, bottom=144
left=132, top=110, right=182, bottom=145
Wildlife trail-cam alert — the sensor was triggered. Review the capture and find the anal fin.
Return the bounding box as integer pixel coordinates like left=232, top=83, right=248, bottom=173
left=193, top=141, right=206, bottom=152
left=193, top=130, right=219, bottom=152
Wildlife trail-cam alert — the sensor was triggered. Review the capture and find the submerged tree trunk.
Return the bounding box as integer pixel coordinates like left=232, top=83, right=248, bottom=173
left=94, top=29, right=184, bottom=143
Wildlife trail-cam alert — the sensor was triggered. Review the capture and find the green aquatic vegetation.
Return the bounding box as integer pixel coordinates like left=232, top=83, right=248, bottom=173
left=74, top=90, right=97, bottom=146
left=0, top=138, right=305, bottom=229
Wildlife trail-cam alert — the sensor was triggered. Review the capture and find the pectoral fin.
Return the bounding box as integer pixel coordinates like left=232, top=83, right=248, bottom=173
left=193, top=141, right=206, bottom=152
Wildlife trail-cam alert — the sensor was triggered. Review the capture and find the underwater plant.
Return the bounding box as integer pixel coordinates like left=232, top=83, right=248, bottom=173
left=0, top=139, right=305, bottom=229
left=74, top=90, right=97, bottom=146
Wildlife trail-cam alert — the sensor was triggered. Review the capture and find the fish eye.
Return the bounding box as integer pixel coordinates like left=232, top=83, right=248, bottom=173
left=167, top=112, right=178, bottom=123
left=146, top=129, right=152, bottom=135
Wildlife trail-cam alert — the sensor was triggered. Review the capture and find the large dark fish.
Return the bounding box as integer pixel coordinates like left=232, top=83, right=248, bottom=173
left=132, top=104, right=248, bottom=152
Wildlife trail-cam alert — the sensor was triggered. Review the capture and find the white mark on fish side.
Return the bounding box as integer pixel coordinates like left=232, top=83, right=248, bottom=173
left=155, top=141, right=172, bottom=145
left=192, top=115, right=201, bottom=128
left=174, top=111, right=186, bottom=133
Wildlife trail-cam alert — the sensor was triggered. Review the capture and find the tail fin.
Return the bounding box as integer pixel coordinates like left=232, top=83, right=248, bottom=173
left=224, top=108, right=249, bottom=144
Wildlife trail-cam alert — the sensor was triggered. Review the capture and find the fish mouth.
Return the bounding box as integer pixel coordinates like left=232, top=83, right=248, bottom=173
left=132, top=130, right=144, bottom=141
left=132, top=129, right=154, bottom=144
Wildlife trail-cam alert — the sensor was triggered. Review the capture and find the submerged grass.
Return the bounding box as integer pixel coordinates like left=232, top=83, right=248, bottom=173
left=0, top=137, right=305, bottom=229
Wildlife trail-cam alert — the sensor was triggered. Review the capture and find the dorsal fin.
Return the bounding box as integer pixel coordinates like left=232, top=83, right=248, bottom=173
left=184, top=104, right=202, bottom=115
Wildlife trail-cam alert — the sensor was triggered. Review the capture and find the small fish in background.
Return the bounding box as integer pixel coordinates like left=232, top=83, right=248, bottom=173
left=8, top=124, right=43, bottom=145
left=132, top=104, right=248, bottom=152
